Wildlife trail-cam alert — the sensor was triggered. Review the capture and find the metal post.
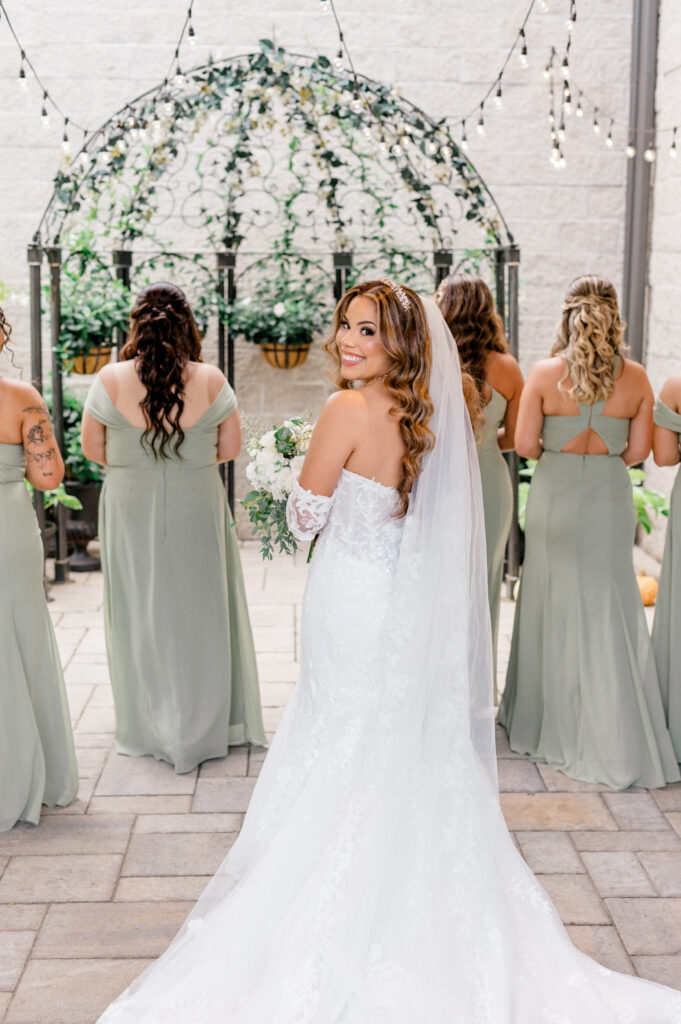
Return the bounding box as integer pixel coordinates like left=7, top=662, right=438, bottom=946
left=45, top=246, right=69, bottom=583
left=217, top=252, right=236, bottom=508
left=622, top=0, right=660, bottom=363
left=433, top=249, right=453, bottom=289
left=494, top=246, right=506, bottom=325
left=112, top=249, right=132, bottom=354
left=333, top=252, right=353, bottom=302
left=27, top=242, right=46, bottom=536
left=505, top=244, right=521, bottom=598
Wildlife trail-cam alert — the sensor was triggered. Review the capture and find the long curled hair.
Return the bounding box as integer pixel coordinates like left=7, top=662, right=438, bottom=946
left=0, top=306, right=19, bottom=374
left=324, top=280, right=437, bottom=517
left=436, top=274, right=509, bottom=404
left=551, top=275, right=627, bottom=404
left=121, top=283, right=203, bottom=458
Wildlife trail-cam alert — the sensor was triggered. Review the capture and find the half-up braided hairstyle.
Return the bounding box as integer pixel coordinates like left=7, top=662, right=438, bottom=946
left=551, top=275, right=627, bottom=404
left=435, top=273, right=509, bottom=401
left=122, top=283, right=203, bottom=458
left=324, top=280, right=436, bottom=518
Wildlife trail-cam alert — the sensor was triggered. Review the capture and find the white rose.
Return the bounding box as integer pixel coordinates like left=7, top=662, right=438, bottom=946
left=260, top=430, right=276, bottom=450
left=290, top=454, right=305, bottom=477
left=273, top=302, right=286, bottom=317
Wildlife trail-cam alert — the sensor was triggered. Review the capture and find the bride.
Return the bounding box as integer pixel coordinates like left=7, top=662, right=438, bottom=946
left=99, top=281, right=681, bottom=1023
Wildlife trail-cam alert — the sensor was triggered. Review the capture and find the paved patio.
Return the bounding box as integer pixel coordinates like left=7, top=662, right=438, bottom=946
left=1, top=543, right=680, bottom=1022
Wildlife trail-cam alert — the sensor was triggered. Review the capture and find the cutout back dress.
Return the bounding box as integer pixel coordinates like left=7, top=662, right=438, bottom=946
left=499, top=373, right=680, bottom=789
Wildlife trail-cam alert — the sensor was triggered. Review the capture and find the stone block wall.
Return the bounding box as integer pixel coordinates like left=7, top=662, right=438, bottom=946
left=0, top=0, right=635, bottom=519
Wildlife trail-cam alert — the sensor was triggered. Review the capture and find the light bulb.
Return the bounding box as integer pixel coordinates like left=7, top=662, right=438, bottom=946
left=426, top=140, right=438, bottom=155
left=391, top=143, right=402, bottom=156
left=562, top=58, right=570, bottom=80
left=519, top=47, right=528, bottom=67
left=18, top=66, right=27, bottom=90
left=441, top=145, right=452, bottom=160
left=575, top=101, right=583, bottom=118
left=593, top=119, right=600, bottom=135
left=548, top=112, right=555, bottom=125
left=118, top=138, right=128, bottom=153
left=363, top=125, right=372, bottom=139
left=188, top=25, right=196, bottom=46
left=162, top=99, right=175, bottom=116
left=78, top=151, right=89, bottom=166
left=477, top=118, right=485, bottom=136
left=564, top=100, right=572, bottom=116
left=495, top=85, right=503, bottom=108
left=351, top=97, right=362, bottom=114
left=605, top=133, right=613, bottom=148
left=461, top=136, right=469, bottom=153
left=41, top=107, right=49, bottom=128
left=626, top=142, right=636, bottom=158
left=539, top=0, right=549, bottom=9
left=173, top=66, right=186, bottom=88
left=543, top=66, right=551, bottom=80
left=334, top=51, right=343, bottom=70
left=61, top=135, right=70, bottom=154
left=557, top=123, right=565, bottom=141
left=644, top=146, right=656, bottom=162
left=670, top=142, right=677, bottom=159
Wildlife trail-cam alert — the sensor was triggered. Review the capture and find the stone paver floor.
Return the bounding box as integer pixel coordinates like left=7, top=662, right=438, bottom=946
left=1, top=543, right=680, bottom=1022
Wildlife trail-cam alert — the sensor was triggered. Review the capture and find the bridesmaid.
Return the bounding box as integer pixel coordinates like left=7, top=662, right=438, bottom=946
left=81, top=283, right=266, bottom=774
left=437, top=274, right=523, bottom=696
left=499, top=275, right=679, bottom=789
left=0, top=307, right=77, bottom=829
left=651, top=376, right=681, bottom=758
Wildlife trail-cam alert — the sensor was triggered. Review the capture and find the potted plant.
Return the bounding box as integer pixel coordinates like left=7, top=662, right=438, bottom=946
left=225, top=272, right=330, bottom=370
left=58, top=268, right=131, bottom=375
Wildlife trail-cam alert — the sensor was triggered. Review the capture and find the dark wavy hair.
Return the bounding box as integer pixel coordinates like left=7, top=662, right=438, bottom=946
left=436, top=274, right=509, bottom=399
left=121, top=283, right=202, bottom=458
left=324, top=280, right=435, bottom=518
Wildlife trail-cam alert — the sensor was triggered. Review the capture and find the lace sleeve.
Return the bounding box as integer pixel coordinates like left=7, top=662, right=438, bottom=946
left=286, top=477, right=335, bottom=541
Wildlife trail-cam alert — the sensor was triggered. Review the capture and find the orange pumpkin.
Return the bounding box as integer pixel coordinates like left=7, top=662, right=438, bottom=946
left=637, top=573, right=658, bottom=607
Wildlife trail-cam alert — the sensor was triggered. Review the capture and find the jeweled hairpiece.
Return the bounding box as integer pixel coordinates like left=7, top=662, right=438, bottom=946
left=382, top=278, right=411, bottom=311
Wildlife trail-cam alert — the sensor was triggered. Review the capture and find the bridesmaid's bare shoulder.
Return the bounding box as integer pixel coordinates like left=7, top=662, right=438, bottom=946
left=658, top=374, right=681, bottom=413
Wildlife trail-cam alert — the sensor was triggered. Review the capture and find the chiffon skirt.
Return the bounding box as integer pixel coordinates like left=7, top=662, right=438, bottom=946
left=651, top=469, right=681, bottom=758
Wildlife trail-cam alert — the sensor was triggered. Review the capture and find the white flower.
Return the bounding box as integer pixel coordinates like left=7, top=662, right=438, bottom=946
left=273, top=302, right=286, bottom=317
left=259, top=430, right=277, bottom=450
left=240, top=296, right=252, bottom=306
left=291, top=454, right=306, bottom=477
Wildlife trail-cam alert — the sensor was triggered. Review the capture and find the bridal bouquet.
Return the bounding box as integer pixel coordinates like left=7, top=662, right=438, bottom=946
left=243, top=418, right=314, bottom=559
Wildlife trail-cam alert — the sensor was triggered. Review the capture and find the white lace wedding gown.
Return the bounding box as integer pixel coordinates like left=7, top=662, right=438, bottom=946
left=98, top=301, right=681, bottom=1024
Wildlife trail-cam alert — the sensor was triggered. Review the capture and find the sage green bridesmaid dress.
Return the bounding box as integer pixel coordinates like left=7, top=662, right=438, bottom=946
left=499, top=380, right=680, bottom=790
left=651, top=398, right=681, bottom=759
left=478, top=387, right=513, bottom=698
left=0, top=442, right=78, bottom=830
left=84, top=375, right=266, bottom=774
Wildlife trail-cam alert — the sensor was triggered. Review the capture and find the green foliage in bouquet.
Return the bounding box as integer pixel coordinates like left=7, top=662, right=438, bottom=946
left=517, top=460, right=669, bottom=534
left=242, top=418, right=313, bottom=559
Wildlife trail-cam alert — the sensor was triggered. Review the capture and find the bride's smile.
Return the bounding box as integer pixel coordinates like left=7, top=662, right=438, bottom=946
left=337, top=294, right=392, bottom=381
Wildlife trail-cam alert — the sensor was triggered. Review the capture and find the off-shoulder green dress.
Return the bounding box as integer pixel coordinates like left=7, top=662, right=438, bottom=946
left=651, top=398, right=681, bottom=759
left=0, top=442, right=77, bottom=830
left=499, top=386, right=680, bottom=790
left=84, top=376, right=266, bottom=774
left=478, top=387, right=513, bottom=697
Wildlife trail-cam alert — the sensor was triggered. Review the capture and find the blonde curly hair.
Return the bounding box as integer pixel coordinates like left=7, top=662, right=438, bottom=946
left=551, top=275, right=627, bottom=404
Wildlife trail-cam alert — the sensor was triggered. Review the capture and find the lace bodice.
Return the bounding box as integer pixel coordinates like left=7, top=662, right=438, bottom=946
left=287, top=468, right=404, bottom=565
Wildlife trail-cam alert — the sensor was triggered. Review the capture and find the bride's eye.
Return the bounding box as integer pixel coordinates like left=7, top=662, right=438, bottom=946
left=360, top=327, right=375, bottom=336
left=339, top=321, right=349, bottom=330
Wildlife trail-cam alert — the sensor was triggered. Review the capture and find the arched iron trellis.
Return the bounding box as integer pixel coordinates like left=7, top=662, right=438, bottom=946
left=28, top=41, right=520, bottom=587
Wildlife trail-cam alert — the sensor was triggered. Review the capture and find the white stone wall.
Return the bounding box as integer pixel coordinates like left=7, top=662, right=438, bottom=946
left=641, top=0, right=681, bottom=561
left=0, top=0, right=635, bottom=514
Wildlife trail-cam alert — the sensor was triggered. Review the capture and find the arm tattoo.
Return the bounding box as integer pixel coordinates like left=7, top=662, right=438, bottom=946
left=26, top=419, right=51, bottom=446
left=22, top=403, right=49, bottom=416
left=25, top=446, right=57, bottom=477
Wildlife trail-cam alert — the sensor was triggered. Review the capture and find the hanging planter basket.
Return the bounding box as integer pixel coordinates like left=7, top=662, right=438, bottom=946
left=259, top=341, right=311, bottom=370
left=64, top=345, right=113, bottom=375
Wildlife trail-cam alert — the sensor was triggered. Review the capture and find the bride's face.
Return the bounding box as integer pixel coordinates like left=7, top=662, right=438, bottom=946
left=336, top=296, right=393, bottom=381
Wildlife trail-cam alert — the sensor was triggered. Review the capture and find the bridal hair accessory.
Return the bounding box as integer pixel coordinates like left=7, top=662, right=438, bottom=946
left=382, top=278, right=411, bottom=311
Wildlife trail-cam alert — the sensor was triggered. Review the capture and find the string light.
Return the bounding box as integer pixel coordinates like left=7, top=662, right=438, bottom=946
left=557, top=118, right=566, bottom=141
left=351, top=93, right=362, bottom=114
left=592, top=107, right=600, bottom=134
left=561, top=55, right=570, bottom=79
left=441, top=144, right=453, bottom=160
left=563, top=84, right=572, bottom=115
left=18, top=50, right=27, bottom=90
left=567, top=1, right=577, bottom=32
left=670, top=126, right=678, bottom=159
left=538, top=0, right=549, bottom=9
left=461, top=120, right=468, bottom=152
left=575, top=91, right=583, bottom=117
left=477, top=103, right=485, bottom=135
left=495, top=80, right=503, bottom=108
left=518, top=27, right=528, bottom=67
left=605, top=119, right=614, bottom=148
left=187, top=23, right=196, bottom=47
left=61, top=117, right=70, bottom=154
left=626, top=140, right=636, bottom=158
left=173, top=59, right=186, bottom=88
left=41, top=91, right=49, bottom=128
left=334, top=49, right=343, bottom=70
left=644, top=146, right=656, bottom=162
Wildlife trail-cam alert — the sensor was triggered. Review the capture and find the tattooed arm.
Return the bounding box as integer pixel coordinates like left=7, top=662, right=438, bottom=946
left=21, top=386, right=65, bottom=490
